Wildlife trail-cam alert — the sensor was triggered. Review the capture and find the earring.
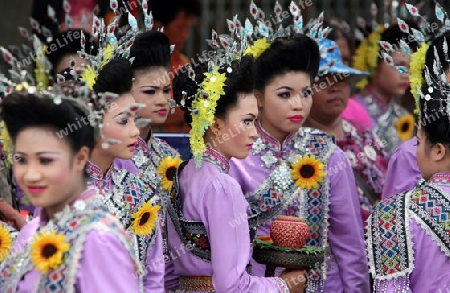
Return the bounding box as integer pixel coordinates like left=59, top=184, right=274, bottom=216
left=216, top=131, right=221, bottom=137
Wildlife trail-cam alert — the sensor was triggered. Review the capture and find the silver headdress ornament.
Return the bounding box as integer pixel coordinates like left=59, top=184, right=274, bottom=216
left=405, top=1, right=450, bottom=120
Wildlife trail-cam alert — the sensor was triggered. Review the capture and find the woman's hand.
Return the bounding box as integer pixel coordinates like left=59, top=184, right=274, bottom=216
left=280, top=269, right=306, bottom=293
left=0, top=199, right=26, bottom=230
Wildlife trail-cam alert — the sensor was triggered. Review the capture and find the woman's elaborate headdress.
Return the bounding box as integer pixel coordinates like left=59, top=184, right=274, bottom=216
left=179, top=1, right=329, bottom=166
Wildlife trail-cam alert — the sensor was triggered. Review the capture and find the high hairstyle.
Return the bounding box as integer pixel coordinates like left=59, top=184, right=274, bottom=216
left=253, top=34, right=320, bottom=93
left=418, top=82, right=450, bottom=146
left=173, top=56, right=254, bottom=127
left=130, top=31, right=171, bottom=72
left=424, top=30, right=450, bottom=78
left=46, top=29, right=98, bottom=78
left=147, top=0, right=202, bottom=26
left=377, top=21, right=419, bottom=64
left=417, top=30, right=450, bottom=146
left=93, top=57, right=133, bottom=95
left=1, top=93, right=95, bottom=153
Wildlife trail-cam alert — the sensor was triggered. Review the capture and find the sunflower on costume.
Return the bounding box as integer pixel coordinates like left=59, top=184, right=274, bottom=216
left=30, top=230, right=70, bottom=273
left=290, top=155, right=326, bottom=189
left=0, top=224, right=13, bottom=262
left=130, top=202, right=161, bottom=236
left=396, top=113, right=415, bottom=141
left=157, top=156, right=183, bottom=192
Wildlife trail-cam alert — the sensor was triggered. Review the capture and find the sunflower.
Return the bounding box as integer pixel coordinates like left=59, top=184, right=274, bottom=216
left=396, top=113, right=415, bottom=141
left=130, top=202, right=161, bottom=236
left=0, top=224, right=13, bottom=262
left=157, top=156, right=183, bottom=191
left=290, top=155, right=326, bottom=189
left=30, top=230, right=70, bottom=273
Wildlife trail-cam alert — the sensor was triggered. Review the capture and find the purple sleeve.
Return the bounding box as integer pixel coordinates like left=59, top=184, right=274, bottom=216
left=164, top=254, right=179, bottom=290
left=382, top=139, right=421, bottom=199
left=143, top=224, right=165, bottom=292
left=11, top=218, right=39, bottom=253
left=76, top=229, right=140, bottom=292
left=327, top=149, right=370, bottom=292
left=205, top=177, right=288, bottom=293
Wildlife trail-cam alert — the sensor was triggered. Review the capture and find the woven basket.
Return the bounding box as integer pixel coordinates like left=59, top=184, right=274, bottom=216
left=252, top=245, right=324, bottom=269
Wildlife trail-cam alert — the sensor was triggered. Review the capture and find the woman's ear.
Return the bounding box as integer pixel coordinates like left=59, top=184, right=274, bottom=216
left=210, top=117, right=225, bottom=137
left=74, top=146, right=90, bottom=172
left=432, top=142, right=447, bottom=162
left=254, top=89, right=264, bottom=109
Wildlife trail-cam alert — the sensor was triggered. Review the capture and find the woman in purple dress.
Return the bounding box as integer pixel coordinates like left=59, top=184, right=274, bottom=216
left=343, top=23, right=418, bottom=155
left=229, top=35, right=370, bottom=292
left=0, top=91, right=141, bottom=292
left=85, top=57, right=165, bottom=292
left=165, top=57, right=306, bottom=292
left=367, top=64, right=450, bottom=292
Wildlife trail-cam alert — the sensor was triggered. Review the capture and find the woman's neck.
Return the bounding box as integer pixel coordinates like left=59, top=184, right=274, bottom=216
left=139, top=126, right=152, bottom=142
left=46, top=180, right=87, bottom=220
left=370, top=81, right=394, bottom=104
left=305, top=116, right=344, bottom=139
left=90, top=148, right=113, bottom=177
left=260, top=119, right=290, bottom=143
left=203, top=133, right=230, bottom=161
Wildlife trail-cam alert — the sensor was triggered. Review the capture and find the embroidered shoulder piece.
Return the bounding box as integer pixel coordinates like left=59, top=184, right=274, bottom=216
left=0, top=204, right=142, bottom=292
left=368, top=182, right=450, bottom=290
left=167, top=161, right=258, bottom=262
left=409, top=183, right=450, bottom=256
left=367, top=191, right=412, bottom=281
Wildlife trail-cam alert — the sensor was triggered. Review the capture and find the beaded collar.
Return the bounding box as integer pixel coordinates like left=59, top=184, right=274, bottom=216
left=201, top=148, right=229, bottom=173
left=86, top=161, right=112, bottom=180
left=429, top=172, right=450, bottom=187
left=362, top=85, right=391, bottom=118
left=253, top=121, right=297, bottom=157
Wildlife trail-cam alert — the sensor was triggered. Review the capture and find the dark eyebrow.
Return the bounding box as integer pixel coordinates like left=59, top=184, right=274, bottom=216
left=14, top=152, right=60, bottom=156
left=113, top=111, right=125, bottom=118
left=275, top=86, right=293, bottom=91
left=241, top=113, right=257, bottom=119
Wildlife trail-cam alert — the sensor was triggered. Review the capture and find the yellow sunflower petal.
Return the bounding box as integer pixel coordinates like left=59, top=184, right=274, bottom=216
left=157, top=156, right=183, bottom=192
left=130, top=202, right=161, bottom=236
left=30, top=230, right=70, bottom=273
left=290, top=155, right=326, bottom=190
left=396, top=113, right=415, bottom=141
left=0, top=224, right=13, bottom=262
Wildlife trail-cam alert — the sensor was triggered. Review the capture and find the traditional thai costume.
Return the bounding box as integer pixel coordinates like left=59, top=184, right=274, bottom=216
left=229, top=122, right=370, bottom=292
left=165, top=148, right=289, bottom=292
left=382, top=137, right=421, bottom=199
left=115, top=135, right=180, bottom=229
left=0, top=187, right=142, bottom=292
left=367, top=173, right=450, bottom=292
left=351, top=85, right=413, bottom=156
left=87, top=160, right=165, bottom=292
left=338, top=119, right=388, bottom=224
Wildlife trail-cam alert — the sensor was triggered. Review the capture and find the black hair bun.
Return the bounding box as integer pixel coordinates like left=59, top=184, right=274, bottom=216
left=173, top=62, right=208, bottom=113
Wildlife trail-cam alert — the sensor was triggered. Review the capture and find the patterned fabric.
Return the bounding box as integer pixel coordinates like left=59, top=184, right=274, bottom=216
left=355, top=85, right=411, bottom=155
left=248, top=124, right=336, bottom=288
left=178, top=276, right=214, bottom=292
left=86, top=161, right=159, bottom=269
left=367, top=180, right=450, bottom=289
left=337, top=119, right=387, bottom=220
left=0, top=193, right=141, bottom=292
left=133, top=136, right=180, bottom=226
left=167, top=152, right=258, bottom=262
